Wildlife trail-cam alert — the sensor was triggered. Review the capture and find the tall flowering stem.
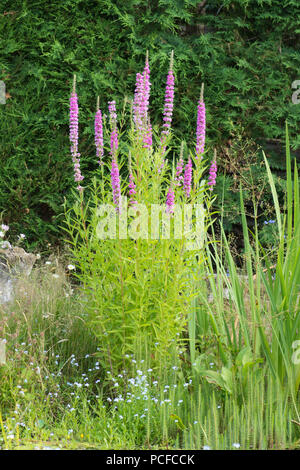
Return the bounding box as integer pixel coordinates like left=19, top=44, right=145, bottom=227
left=108, top=100, right=121, bottom=211
left=133, top=72, right=144, bottom=133
left=183, top=158, right=193, bottom=199
left=128, top=173, right=137, bottom=206
left=175, top=141, right=184, bottom=187
left=133, top=51, right=152, bottom=149
left=69, top=75, right=84, bottom=191
left=111, top=157, right=121, bottom=212
left=108, top=100, right=118, bottom=157
left=142, top=52, right=152, bottom=149
left=208, top=149, right=217, bottom=191
left=128, top=152, right=137, bottom=206
left=95, top=96, right=104, bottom=166
left=160, top=50, right=175, bottom=157
left=143, top=117, right=152, bottom=150
left=195, top=83, right=206, bottom=159
left=166, top=185, right=175, bottom=214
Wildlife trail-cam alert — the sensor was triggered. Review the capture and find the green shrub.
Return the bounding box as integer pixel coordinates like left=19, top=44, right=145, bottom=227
left=1, top=0, right=300, bottom=248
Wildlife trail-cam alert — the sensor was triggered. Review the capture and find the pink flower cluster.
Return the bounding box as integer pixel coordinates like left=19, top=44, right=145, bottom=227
left=68, top=56, right=217, bottom=213
left=183, top=158, right=193, bottom=199
left=196, top=84, right=206, bottom=159
left=111, top=157, right=121, bottom=211
left=175, top=142, right=185, bottom=186
left=69, top=77, right=84, bottom=191
left=94, top=98, right=104, bottom=165
left=208, top=158, right=217, bottom=191
left=108, top=100, right=118, bottom=156
left=161, top=51, right=175, bottom=155
left=133, top=53, right=152, bottom=149
left=128, top=173, right=137, bottom=206
left=175, top=158, right=184, bottom=186
left=166, top=186, right=175, bottom=214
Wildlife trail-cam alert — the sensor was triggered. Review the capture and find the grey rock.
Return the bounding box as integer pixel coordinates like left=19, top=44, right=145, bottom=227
left=0, top=246, right=37, bottom=304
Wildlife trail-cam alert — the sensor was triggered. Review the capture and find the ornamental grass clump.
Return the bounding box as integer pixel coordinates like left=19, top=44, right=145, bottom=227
left=64, top=51, right=216, bottom=375
left=188, top=124, right=300, bottom=407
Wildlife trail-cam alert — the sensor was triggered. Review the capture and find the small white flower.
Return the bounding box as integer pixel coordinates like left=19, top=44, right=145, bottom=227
left=1, top=241, right=11, bottom=249
left=203, top=445, right=211, bottom=450
left=67, top=264, right=75, bottom=270
left=232, top=443, right=241, bottom=449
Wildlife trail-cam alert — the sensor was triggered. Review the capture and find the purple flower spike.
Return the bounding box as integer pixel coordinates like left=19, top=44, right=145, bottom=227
left=111, top=157, right=121, bottom=211
left=95, top=96, right=104, bottom=165
left=108, top=100, right=118, bottom=157
left=208, top=150, right=217, bottom=191
left=175, top=159, right=184, bottom=186
left=133, top=72, right=143, bottom=130
left=183, top=158, right=193, bottom=199
left=142, top=52, right=152, bottom=149
left=128, top=173, right=137, bottom=206
left=196, top=83, right=206, bottom=159
left=166, top=186, right=175, bottom=214
left=157, top=159, right=166, bottom=174
left=142, top=51, right=151, bottom=121
left=69, top=75, right=84, bottom=191
left=143, top=117, right=152, bottom=150
left=161, top=50, right=175, bottom=155
left=133, top=52, right=152, bottom=149
left=175, top=142, right=185, bottom=187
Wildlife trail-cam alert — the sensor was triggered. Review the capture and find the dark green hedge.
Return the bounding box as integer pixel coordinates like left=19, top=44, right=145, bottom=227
left=0, top=0, right=299, bottom=249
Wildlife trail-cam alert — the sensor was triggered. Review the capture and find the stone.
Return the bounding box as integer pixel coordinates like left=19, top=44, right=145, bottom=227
left=0, top=246, right=37, bottom=304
